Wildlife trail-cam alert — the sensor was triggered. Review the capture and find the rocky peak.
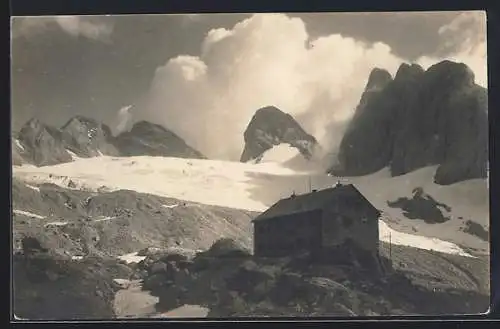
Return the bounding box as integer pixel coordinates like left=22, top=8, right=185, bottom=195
left=332, top=60, right=488, bottom=185
left=24, top=118, right=44, bottom=130
left=424, top=60, right=476, bottom=89
left=113, top=120, right=206, bottom=159
left=394, top=63, right=424, bottom=83
left=129, top=121, right=169, bottom=135
left=240, top=106, right=318, bottom=163
left=61, top=115, right=118, bottom=157
left=364, top=68, right=393, bottom=92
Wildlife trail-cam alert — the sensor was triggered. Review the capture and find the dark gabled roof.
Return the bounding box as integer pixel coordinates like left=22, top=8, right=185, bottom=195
left=252, top=183, right=380, bottom=223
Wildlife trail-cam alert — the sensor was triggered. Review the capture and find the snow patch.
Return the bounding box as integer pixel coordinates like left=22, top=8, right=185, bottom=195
left=45, top=221, right=69, bottom=227
left=66, top=149, right=80, bottom=160
left=162, top=204, right=179, bottom=209
left=14, top=139, right=25, bottom=151
left=379, top=221, right=473, bottom=258
left=117, top=252, right=147, bottom=264
left=155, top=305, right=210, bottom=318
left=25, top=184, right=40, bottom=192
left=94, top=216, right=117, bottom=222
left=71, top=256, right=84, bottom=261
left=97, top=150, right=104, bottom=156
left=13, top=209, right=45, bottom=219
left=113, top=278, right=132, bottom=288
left=259, top=144, right=301, bottom=163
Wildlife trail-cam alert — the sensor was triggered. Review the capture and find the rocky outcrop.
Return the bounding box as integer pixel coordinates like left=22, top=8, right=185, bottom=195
left=60, top=116, right=119, bottom=157
left=138, top=243, right=489, bottom=317
left=334, top=60, right=488, bottom=185
left=17, top=118, right=74, bottom=166
left=240, top=106, right=318, bottom=163
left=387, top=187, right=452, bottom=224
left=112, top=121, right=206, bottom=159
left=13, top=253, right=132, bottom=320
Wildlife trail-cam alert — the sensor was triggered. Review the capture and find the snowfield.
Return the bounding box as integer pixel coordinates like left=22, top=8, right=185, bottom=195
left=250, top=144, right=302, bottom=164
left=13, top=156, right=308, bottom=212
left=12, top=155, right=488, bottom=257
left=13, top=209, right=46, bottom=219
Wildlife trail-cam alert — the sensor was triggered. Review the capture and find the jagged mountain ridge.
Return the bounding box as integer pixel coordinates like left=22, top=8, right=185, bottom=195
left=60, top=116, right=120, bottom=158
left=240, top=106, right=319, bottom=163
left=12, top=117, right=206, bottom=166
left=333, top=60, right=488, bottom=185
left=112, top=121, right=206, bottom=159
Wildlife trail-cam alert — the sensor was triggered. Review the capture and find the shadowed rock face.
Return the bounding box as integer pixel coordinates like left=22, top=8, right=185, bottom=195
left=112, top=121, right=206, bottom=159
left=333, top=60, right=488, bottom=185
left=61, top=116, right=120, bottom=157
left=240, top=106, right=318, bottom=163
left=17, top=118, right=74, bottom=166
left=335, top=68, right=397, bottom=175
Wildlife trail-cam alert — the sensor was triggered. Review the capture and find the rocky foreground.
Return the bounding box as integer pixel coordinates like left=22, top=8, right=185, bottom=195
left=13, top=236, right=489, bottom=320
left=133, top=239, right=489, bottom=318
left=13, top=253, right=133, bottom=320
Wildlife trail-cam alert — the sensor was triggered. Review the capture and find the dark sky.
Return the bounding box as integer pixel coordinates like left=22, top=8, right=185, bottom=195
left=10, top=12, right=485, bottom=134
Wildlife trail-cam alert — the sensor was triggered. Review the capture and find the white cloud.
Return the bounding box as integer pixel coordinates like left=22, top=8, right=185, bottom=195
left=416, top=11, right=487, bottom=87
left=113, top=105, right=133, bottom=135
left=146, top=13, right=403, bottom=160
left=145, top=12, right=487, bottom=161
left=12, top=16, right=113, bottom=42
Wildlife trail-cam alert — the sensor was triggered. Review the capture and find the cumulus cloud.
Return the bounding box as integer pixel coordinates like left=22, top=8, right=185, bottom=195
left=144, top=12, right=487, bottom=161
left=145, top=13, right=403, bottom=160
left=12, top=16, right=113, bottom=41
left=416, top=11, right=487, bottom=87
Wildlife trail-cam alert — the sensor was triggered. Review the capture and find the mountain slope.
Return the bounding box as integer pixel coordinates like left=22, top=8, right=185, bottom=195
left=12, top=155, right=489, bottom=319
left=334, top=60, right=488, bottom=185
left=12, top=155, right=488, bottom=256
left=112, top=121, right=205, bottom=159
left=240, top=106, right=318, bottom=163
left=12, top=178, right=255, bottom=259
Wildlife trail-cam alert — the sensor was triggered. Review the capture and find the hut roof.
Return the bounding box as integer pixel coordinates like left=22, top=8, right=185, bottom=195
left=253, top=183, right=380, bottom=223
